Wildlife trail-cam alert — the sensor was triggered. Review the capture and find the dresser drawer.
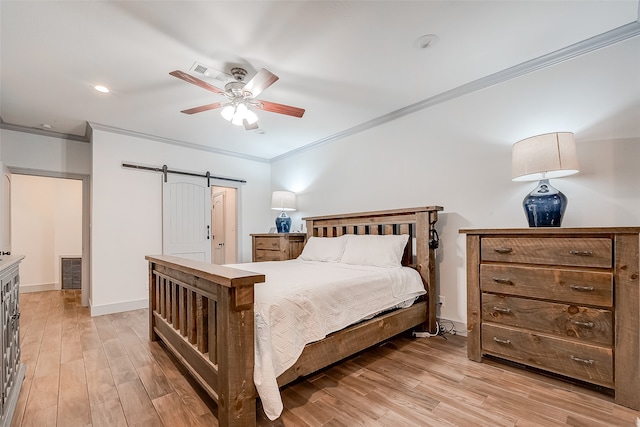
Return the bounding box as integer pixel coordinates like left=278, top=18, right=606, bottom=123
left=481, top=237, right=612, bottom=268
left=482, top=323, right=613, bottom=387
left=480, top=264, right=613, bottom=307
left=253, top=250, right=284, bottom=262
left=254, top=237, right=281, bottom=251
left=482, top=293, right=613, bottom=346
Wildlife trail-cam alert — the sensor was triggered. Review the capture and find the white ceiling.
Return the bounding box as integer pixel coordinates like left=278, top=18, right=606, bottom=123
left=1, top=1, right=638, bottom=161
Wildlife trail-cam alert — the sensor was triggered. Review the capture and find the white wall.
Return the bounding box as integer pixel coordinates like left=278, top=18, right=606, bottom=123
left=1, top=127, right=271, bottom=316
left=0, top=129, right=91, bottom=175
left=271, top=36, right=640, bottom=333
left=1, top=129, right=91, bottom=299
left=11, top=175, right=82, bottom=291
left=90, top=129, right=271, bottom=315
left=1, top=35, right=637, bottom=321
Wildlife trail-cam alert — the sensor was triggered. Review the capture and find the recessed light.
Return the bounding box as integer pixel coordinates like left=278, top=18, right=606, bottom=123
left=94, top=85, right=110, bottom=93
left=40, top=123, right=52, bottom=130
left=415, top=34, right=439, bottom=49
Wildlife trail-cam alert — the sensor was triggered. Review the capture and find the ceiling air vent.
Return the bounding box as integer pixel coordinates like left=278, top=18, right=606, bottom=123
left=193, top=63, right=209, bottom=74
left=189, top=62, right=230, bottom=82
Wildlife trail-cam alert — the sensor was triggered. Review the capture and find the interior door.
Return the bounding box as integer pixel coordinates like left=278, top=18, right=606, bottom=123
left=162, top=174, right=211, bottom=262
left=211, top=191, right=225, bottom=264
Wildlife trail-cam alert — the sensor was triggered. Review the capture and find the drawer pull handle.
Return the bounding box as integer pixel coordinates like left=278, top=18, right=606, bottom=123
left=493, top=306, right=512, bottom=314
left=492, top=277, right=513, bottom=285
left=494, top=248, right=513, bottom=254
left=570, top=355, right=594, bottom=365
left=569, top=285, right=595, bottom=292
left=570, top=319, right=594, bottom=328
left=569, top=250, right=593, bottom=256
left=493, top=337, right=511, bottom=345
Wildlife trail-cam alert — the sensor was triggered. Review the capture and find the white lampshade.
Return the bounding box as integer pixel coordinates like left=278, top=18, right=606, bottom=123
left=512, top=132, right=579, bottom=182
left=245, top=108, right=258, bottom=125
left=271, top=191, right=296, bottom=211
left=220, top=105, right=235, bottom=121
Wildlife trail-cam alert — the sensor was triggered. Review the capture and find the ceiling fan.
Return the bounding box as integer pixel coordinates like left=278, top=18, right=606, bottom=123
left=170, top=67, right=305, bottom=130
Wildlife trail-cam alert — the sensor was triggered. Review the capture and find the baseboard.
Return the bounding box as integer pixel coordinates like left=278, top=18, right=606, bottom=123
left=90, top=298, right=148, bottom=317
left=19, top=283, right=57, bottom=293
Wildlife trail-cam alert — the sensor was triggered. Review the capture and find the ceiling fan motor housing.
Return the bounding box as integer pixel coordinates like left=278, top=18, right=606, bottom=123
left=225, top=81, right=247, bottom=97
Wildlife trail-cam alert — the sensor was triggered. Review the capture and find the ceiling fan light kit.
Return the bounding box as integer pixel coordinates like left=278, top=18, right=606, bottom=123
left=170, top=67, right=305, bottom=130
left=223, top=102, right=258, bottom=126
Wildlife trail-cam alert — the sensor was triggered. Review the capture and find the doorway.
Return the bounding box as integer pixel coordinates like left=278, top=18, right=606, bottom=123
left=161, top=176, right=240, bottom=265
left=211, top=186, right=237, bottom=264
left=10, top=174, right=84, bottom=293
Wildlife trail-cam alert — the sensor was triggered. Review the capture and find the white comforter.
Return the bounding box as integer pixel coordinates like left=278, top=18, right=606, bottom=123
left=225, top=259, right=426, bottom=420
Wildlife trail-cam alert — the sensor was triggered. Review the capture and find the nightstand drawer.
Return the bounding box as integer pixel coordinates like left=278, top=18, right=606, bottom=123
left=251, top=233, right=306, bottom=262
left=482, top=293, right=613, bottom=346
left=254, top=237, right=281, bottom=251
left=253, top=251, right=284, bottom=262
left=480, top=264, right=613, bottom=307
left=481, top=237, right=612, bottom=268
left=482, top=323, right=613, bottom=387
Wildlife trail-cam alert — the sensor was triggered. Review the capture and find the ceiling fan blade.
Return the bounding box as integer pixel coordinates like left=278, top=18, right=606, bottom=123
left=255, top=100, right=305, bottom=118
left=243, top=119, right=259, bottom=131
left=242, top=68, right=278, bottom=98
left=170, top=70, right=226, bottom=95
left=181, top=102, right=225, bottom=115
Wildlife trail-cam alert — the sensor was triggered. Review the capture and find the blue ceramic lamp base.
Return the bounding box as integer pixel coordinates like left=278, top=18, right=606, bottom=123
left=275, top=211, right=292, bottom=233
left=523, top=179, right=567, bottom=227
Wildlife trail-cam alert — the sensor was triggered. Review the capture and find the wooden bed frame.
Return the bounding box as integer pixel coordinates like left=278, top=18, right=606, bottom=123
left=146, top=206, right=443, bottom=426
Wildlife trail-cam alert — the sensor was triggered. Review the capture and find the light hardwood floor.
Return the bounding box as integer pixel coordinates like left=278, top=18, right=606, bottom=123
left=10, top=290, right=640, bottom=427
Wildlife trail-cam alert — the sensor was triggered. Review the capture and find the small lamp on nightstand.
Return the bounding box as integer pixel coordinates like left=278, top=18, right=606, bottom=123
left=512, top=132, right=579, bottom=227
left=271, top=191, right=296, bottom=233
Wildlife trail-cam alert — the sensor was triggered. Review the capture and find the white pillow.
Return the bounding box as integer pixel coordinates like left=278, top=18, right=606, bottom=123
left=340, top=234, right=409, bottom=267
left=297, top=235, right=348, bottom=262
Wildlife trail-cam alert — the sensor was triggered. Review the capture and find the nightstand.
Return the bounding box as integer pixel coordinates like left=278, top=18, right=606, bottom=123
left=251, top=233, right=306, bottom=262
left=460, top=227, right=640, bottom=410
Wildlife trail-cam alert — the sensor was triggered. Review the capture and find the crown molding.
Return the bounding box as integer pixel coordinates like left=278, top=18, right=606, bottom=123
left=271, top=20, right=640, bottom=163
left=3, top=16, right=639, bottom=165
left=0, top=117, right=90, bottom=142
left=88, top=122, right=270, bottom=163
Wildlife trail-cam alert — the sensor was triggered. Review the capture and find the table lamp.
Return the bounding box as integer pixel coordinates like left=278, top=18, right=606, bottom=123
left=271, top=191, right=296, bottom=233
left=512, top=132, right=579, bottom=227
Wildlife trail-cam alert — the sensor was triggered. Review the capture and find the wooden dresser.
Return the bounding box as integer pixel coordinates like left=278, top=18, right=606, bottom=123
left=251, top=233, right=306, bottom=262
left=460, top=227, right=640, bottom=410
left=1, top=255, right=26, bottom=427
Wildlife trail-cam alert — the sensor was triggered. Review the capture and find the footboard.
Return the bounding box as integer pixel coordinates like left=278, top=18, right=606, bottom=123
left=146, top=255, right=265, bottom=427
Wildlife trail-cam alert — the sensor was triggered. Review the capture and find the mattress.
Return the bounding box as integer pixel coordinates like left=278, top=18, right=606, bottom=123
left=225, top=259, right=426, bottom=420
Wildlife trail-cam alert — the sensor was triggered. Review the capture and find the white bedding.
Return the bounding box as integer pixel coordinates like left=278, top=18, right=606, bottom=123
left=224, top=259, right=426, bottom=420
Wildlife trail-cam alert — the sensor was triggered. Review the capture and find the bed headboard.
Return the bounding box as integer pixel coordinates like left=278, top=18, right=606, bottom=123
left=303, top=206, right=444, bottom=331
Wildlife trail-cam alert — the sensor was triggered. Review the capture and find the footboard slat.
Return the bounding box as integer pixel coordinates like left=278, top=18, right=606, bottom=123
left=209, top=299, right=218, bottom=364
left=179, top=286, right=187, bottom=336
left=196, top=295, right=208, bottom=353
left=187, top=289, right=197, bottom=344
left=147, top=255, right=264, bottom=427
left=172, top=282, right=179, bottom=329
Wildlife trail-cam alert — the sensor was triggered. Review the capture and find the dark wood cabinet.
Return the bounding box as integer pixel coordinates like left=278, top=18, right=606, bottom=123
left=460, top=227, right=640, bottom=410
left=1, top=256, right=25, bottom=427
left=251, top=233, right=306, bottom=262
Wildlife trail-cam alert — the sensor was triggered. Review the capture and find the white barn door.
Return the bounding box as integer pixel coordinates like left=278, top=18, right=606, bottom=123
left=162, top=174, right=211, bottom=262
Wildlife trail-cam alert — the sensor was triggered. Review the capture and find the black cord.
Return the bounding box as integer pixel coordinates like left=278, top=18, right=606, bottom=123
left=429, top=228, right=439, bottom=249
